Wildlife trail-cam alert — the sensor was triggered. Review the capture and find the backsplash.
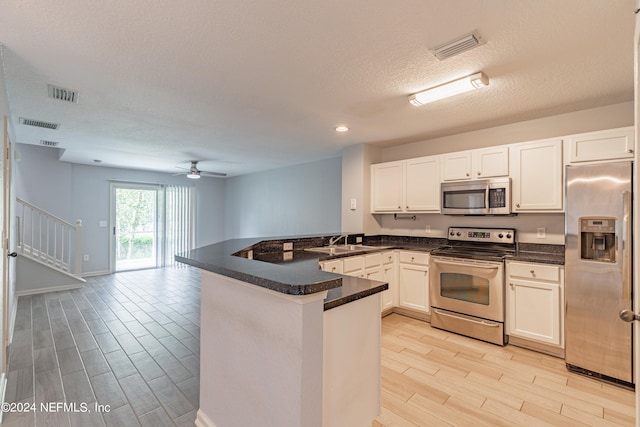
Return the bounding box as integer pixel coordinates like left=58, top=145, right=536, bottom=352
left=373, top=212, right=565, bottom=245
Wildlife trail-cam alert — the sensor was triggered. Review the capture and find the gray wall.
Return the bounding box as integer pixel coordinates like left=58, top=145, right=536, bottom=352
left=15, top=143, right=226, bottom=275
left=224, top=157, right=342, bottom=238
left=15, top=146, right=343, bottom=273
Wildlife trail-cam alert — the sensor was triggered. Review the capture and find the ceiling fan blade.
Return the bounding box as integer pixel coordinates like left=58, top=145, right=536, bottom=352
left=200, top=171, right=227, bottom=177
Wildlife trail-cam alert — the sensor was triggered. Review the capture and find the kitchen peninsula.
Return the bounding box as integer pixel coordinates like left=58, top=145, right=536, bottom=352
left=176, top=235, right=388, bottom=427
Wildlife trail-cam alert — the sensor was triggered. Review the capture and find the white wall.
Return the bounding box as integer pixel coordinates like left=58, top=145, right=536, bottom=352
left=342, top=144, right=382, bottom=235
left=15, top=143, right=226, bottom=275
left=224, top=157, right=342, bottom=238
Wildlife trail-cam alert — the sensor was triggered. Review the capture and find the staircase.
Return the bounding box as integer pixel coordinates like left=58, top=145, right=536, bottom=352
left=15, top=198, right=85, bottom=295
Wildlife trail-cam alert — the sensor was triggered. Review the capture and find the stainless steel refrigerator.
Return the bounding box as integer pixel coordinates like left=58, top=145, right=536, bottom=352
left=565, top=161, right=633, bottom=385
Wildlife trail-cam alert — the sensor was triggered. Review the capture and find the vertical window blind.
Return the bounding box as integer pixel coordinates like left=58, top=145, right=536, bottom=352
left=164, top=185, right=195, bottom=266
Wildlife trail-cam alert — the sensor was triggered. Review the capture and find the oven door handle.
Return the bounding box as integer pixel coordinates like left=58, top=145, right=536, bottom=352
left=431, top=259, right=500, bottom=269
left=434, top=309, right=501, bottom=327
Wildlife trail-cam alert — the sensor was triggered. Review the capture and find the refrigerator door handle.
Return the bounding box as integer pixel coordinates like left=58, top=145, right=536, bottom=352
left=622, top=190, right=632, bottom=303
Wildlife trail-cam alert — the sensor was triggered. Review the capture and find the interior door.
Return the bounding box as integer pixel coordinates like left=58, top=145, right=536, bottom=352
left=2, top=116, right=13, bottom=374
left=634, top=0, right=639, bottom=418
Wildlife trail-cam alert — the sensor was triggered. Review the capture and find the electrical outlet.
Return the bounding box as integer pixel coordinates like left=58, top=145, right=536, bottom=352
left=350, top=198, right=357, bottom=210
left=425, top=225, right=431, bottom=234
left=536, top=227, right=546, bottom=239
left=283, top=242, right=293, bottom=251
left=83, top=254, right=89, bottom=261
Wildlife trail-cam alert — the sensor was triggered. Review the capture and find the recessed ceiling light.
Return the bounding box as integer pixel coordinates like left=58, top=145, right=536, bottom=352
left=335, top=126, right=350, bottom=133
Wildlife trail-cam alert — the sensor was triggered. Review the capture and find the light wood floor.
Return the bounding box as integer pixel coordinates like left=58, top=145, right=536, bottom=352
left=376, top=313, right=635, bottom=427
left=3, top=267, right=634, bottom=426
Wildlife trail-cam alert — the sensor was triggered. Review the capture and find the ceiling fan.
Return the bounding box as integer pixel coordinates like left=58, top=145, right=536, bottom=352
left=174, top=161, right=227, bottom=179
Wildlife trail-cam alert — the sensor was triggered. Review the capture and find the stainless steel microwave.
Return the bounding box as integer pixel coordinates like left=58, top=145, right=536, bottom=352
left=441, top=178, right=511, bottom=215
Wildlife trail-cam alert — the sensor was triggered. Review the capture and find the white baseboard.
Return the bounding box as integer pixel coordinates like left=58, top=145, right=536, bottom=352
left=16, top=283, right=84, bottom=297
left=81, top=270, right=110, bottom=278
left=195, top=409, right=216, bottom=427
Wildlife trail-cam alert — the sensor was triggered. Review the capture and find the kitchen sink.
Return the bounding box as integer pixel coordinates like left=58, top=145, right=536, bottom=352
left=304, top=244, right=387, bottom=255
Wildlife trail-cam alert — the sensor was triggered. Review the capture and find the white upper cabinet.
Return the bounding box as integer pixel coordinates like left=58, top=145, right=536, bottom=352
left=442, top=151, right=472, bottom=181
left=405, top=156, right=440, bottom=212
left=371, top=156, right=440, bottom=213
left=371, top=161, right=404, bottom=212
left=511, top=138, right=563, bottom=212
left=567, top=126, right=634, bottom=163
left=443, top=146, right=509, bottom=181
left=473, top=146, right=509, bottom=178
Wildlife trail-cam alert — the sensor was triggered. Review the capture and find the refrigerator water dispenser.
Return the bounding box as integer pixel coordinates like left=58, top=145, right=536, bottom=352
left=580, top=218, right=616, bottom=263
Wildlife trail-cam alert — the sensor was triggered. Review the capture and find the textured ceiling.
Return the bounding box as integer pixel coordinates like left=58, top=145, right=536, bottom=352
left=0, top=0, right=634, bottom=177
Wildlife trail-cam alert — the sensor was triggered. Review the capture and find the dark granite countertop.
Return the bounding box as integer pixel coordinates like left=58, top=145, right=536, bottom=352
left=175, top=234, right=389, bottom=311
left=508, top=243, right=565, bottom=265
left=176, top=234, right=563, bottom=312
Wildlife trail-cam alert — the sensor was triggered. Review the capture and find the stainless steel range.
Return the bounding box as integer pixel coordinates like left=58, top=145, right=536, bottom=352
left=430, top=227, right=516, bottom=345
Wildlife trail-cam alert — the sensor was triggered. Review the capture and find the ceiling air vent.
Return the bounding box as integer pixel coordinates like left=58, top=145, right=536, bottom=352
left=39, top=140, right=59, bottom=147
left=48, top=84, right=79, bottom=103
left=19, top=117, right=60, bottom=130
left=433, top=32, right=483, bottom=61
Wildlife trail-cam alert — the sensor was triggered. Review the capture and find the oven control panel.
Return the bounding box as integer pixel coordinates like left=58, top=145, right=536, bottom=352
left=447, top=227, right=515, bottom=244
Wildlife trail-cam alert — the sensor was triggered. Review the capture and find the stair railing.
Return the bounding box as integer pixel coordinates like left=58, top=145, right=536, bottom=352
left=16, top=198, right=83, bottom=276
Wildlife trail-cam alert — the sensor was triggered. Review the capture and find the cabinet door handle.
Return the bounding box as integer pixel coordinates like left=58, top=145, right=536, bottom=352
left=516, top=203, right=521, bottom=208
left=465, top=173, right=470, bottom=177
left=628, top=149, right=634, bottom=153
left=477, top=171, right=481, bottom=176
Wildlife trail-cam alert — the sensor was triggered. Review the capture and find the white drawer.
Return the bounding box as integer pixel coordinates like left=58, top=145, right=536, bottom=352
left=343, top=256, right=364, bottom=273
left=508, top=261, right=560, bottom=281
left=398, top=251, right=430, bottom=266
left=365, top=252, right=382, bottom=268
left=381, top=251, right=395, bottom=265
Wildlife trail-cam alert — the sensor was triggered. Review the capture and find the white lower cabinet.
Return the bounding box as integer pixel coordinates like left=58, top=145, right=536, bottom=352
left=319, top=250, right=429, bottom=315
left=379, top=252, right=397, bottom=312
left=320, top=259, right=343, bottom=274
left=398, top=251, right=430, bottom=313
left=506, top=261, right=564, bottom=348
left=343, top=256, right=364, bottom=278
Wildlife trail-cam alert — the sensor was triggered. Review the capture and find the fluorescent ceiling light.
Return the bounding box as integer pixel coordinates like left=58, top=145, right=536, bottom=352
left=408, top=72, right=489, bottom=106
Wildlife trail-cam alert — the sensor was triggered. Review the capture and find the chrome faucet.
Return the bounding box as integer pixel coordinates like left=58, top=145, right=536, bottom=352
left=329, top=234, right=348, bottom=246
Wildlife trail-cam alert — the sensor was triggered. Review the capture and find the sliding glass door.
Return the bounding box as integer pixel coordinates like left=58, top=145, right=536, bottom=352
left=110, top=183, right=194, bottom=272
left=112, top=184, right=161, bottom=271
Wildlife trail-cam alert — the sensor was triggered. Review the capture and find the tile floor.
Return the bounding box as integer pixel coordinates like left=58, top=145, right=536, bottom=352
left=3, top=266, right=201, bottom=427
